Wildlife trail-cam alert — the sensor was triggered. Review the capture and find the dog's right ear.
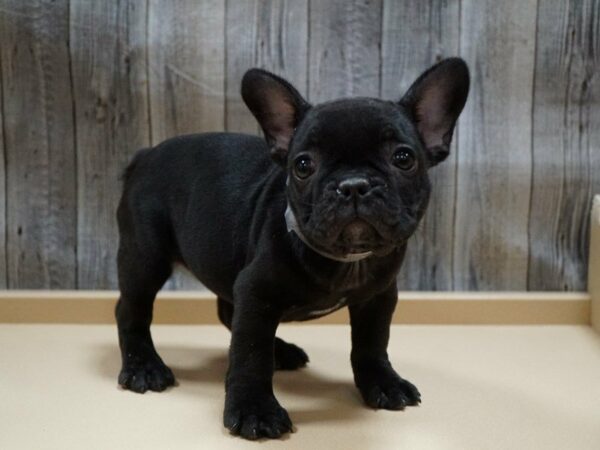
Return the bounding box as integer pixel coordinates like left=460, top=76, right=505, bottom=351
left=241, top=69, right=311, bottom=165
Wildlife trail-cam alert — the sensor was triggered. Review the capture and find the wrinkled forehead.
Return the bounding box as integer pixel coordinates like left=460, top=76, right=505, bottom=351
left=292, top=98, right=417, bottom=155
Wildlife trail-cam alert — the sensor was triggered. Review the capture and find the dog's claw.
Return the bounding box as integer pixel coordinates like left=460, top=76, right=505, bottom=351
left=224, top=396, right=292, bottom=440
left=356, top=367, right=421, bottom=411
left=118, top=354, right=175, bottom=393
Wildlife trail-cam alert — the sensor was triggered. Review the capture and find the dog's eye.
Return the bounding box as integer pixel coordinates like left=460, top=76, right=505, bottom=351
left=293, top=155, right=315, bottom=179
left=392, top=146, right=417, bottom=172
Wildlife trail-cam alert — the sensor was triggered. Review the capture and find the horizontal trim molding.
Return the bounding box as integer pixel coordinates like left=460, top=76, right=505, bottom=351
left=0, top=290, right=591, bottom=325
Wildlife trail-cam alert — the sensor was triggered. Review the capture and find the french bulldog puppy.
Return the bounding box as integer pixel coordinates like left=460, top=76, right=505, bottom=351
left=115, top=58, right=469, bottom=440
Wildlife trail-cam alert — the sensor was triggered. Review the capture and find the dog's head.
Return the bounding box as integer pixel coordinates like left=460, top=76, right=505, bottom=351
left=242, top=58, right=469, bottom=260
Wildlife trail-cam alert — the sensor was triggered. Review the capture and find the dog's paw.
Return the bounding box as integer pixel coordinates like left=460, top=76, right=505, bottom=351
left=355, top=366, right=421, bottom=410
left=274, top=338, right=309, bottom=370
left=361, top=377, right=421, bottom=410
left=224, top=395, right=293, bottom=440
left=118, top=354, right=175, bottom=393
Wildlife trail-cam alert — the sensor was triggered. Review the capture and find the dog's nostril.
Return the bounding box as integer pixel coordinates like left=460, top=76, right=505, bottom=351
left=337, top=177, right=371, bottom=198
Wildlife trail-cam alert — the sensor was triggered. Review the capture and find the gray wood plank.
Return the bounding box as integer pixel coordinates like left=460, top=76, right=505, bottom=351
left=148, top=0, right=225, bottom=289
left=148, top=0, right=225, bottom=141
left=225, top=0, right=309, bottom=133
left=0, top=0, right=77, bottom=288
left=70, top=0, right=151, bottom=289
left=455, top=0, right=537, bottom=290
left=225, top=1, right=258, bottom=133
left=255, top=1, right=309, bottom=96
left=381, top=0, right=460, bottom=290
left=0, top=59, right=6, bottom=288
left=308, top=0, right=383, bottom=102
left=528, top=0, right=600, bottom=291
left=0, top=0, right=597, bottom=293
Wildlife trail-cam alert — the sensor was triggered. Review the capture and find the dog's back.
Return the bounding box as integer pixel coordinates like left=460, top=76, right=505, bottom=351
left=117, top=132, right=282, bottom=298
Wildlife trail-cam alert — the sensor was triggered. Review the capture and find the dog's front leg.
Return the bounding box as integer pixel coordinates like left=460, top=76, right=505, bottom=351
left=223, top=282, right=291, bottom=440
left=349, top=284, right=421, bottom=410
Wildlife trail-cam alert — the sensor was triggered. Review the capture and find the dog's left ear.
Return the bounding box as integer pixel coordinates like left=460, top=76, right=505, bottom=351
left=242, top=69, right=311, bottom=165
left=400, top=58, right=470, bottom=167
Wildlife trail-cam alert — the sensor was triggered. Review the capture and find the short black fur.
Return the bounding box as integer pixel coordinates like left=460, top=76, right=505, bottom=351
left=116, top=58, right=469, bottom=440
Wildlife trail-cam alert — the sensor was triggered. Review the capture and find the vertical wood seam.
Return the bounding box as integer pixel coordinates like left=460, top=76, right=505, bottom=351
left=145, top=0, right=153, bottom=145
left=307, top=0, right=312, bottom=102
left=66, top=0, right=79, bottom=288
left=559, top=0, right=572, bottom=287
left=222, top=1, right=227, bottom=132
left=452, top=0, right=463, bottom=290
left=218, top=1, right=225, bottom=132
left=527, top=0, right=541, bottom=290
left=304, top=0, right=310, bottom=95
left=223, top=0, right=228, bottom=130
left=253, top=1, right=258, bottom=68
left=0, top=34, right=7, bottom=288
left=377, top=0, right=384, bottom=97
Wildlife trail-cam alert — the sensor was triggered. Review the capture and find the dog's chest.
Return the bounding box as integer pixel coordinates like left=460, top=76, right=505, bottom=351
left=283, top=260, right=383, bottom=321
left=281, top=295, right=350, bottom=321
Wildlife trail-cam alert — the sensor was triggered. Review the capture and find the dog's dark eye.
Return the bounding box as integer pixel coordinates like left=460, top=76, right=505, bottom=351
left=392, top=146, right=417, bottom=172
left=293, top=155, right=315, bottom=179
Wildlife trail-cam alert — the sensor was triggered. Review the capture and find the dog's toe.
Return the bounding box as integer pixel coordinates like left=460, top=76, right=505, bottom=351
left=118, top=356, right=175, bottom=393
left=358, top=369, right=421, bottom=410
left=224, top=396, right=293, bottom=440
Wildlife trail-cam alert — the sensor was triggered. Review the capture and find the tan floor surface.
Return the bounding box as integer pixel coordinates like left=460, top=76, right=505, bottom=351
left=1, top=324, right=599, bottom=450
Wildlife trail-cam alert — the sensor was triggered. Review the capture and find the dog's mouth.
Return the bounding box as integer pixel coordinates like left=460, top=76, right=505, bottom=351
left=294, top=195, right=418, bottom=258
left=326, top=219, right=390, bottom=256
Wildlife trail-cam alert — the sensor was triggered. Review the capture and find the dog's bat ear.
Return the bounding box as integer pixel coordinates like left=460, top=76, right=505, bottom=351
left=241, top=69, right=310, bottom=165
left=399, top=58, right=469, bottom=167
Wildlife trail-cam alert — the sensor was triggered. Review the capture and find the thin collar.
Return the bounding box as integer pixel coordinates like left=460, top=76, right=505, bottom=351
left=284, top=204, right=373, bottom=263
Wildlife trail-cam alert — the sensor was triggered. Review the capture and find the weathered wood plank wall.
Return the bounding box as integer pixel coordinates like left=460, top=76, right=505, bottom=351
left=381, top=0, right=460, bottom=290
left=528, top=0, right=600, bottom=290
left=0, top=46, right=5, bottom=288
left=1, top=0, right=77, bottom=289
left=0, top=0, right=598, bottom=291
left=71, top=0, right=151, bottom=289
left=455, top=0, right=537, bottom=289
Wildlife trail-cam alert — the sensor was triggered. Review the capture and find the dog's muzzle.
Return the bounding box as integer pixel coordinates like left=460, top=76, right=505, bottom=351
left=284, top=204, right=373, bottom=263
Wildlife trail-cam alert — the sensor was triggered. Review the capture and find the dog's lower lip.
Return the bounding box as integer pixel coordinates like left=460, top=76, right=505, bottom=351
left=334, top=239, right=379, bottom=254
left=340, top=219, right=378, bottom=242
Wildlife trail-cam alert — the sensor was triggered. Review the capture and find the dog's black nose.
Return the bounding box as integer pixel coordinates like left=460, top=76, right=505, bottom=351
left=337, top=177, right=371, bottom=198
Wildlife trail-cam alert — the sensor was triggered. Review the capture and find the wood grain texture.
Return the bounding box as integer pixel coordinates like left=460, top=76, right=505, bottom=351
left=148, top=0, right=225, bottom=289
left=308, top=0, right=383, bottom=102
left=454, top=0, right=537, bottom=290
left=70, top=0, right=151, bottom=289
left=0, top=0, right=76, bottom=288
left=0, top=1, right=598, bottom=291
left=0, top=54, right=6, bottom=288
left=528, top=0, right=600, bottom=291
left=381, top=0, right=460, bottom=290
left=224, top=1, right=259, bottom=134
left=148, top=0, right=225, bottom=140
left=590, top=196, right=600, bottom=331
left=225, top=0, right=309, bottom=133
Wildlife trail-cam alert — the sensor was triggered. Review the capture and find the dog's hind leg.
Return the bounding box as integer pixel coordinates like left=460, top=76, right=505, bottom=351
left=115, top=203, right=175, bottom=393
left=217, top=297, right=308, bottom=370
left=217, top=297, right=234, bottom=329
left=273, top=337, right=309, bottom=370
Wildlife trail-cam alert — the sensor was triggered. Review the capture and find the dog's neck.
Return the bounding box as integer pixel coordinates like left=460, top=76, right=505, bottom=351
left=284, top=204, right=373, bottom=263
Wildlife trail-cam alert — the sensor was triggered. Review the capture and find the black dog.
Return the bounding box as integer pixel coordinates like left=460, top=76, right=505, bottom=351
left=115, top=58, right=469, bottom=440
